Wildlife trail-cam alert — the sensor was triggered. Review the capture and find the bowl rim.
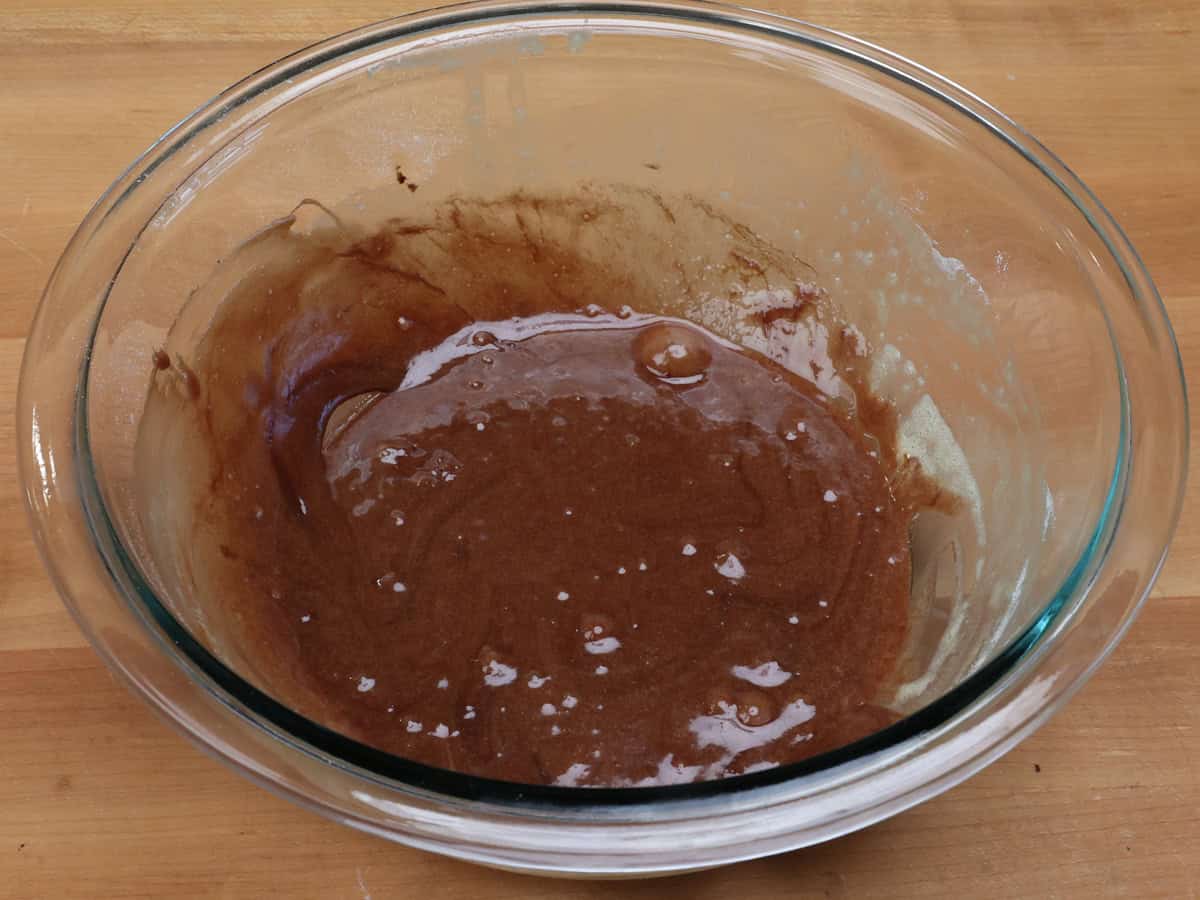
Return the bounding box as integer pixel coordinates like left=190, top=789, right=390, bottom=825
left=19, top=0, right=1188, bottom=872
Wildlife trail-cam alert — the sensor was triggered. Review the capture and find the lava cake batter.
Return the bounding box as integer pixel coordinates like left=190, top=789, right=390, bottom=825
left=139, top=188, right=916, bottom=787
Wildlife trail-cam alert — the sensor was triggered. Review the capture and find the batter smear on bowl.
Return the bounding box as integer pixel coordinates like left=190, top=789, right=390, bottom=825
left=138, top=187, right=933, bottom=787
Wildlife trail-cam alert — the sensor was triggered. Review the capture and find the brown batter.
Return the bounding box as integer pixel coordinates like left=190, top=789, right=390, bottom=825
left=139, top=189, right=917, bottom=786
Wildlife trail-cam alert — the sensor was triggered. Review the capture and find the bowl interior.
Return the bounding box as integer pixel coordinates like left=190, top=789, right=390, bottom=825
left=81, top=8, right=1124, bottom=789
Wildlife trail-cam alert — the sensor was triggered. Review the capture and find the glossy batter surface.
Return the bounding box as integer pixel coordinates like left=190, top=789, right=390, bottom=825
left=140, top=191, right=915, bottom=786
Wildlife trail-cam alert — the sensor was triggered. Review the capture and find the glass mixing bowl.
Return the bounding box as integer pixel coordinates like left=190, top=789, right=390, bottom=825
left=17, top=0, right=1187, bottom=876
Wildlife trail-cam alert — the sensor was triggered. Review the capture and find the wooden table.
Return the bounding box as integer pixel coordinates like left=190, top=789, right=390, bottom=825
left=3, top=1, right=1197, bottom=896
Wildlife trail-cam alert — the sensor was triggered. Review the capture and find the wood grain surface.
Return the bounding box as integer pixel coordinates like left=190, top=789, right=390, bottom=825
left=2, top=1, right=1198, bottom=896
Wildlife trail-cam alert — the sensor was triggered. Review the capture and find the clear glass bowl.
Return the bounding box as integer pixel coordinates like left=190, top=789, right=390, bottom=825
left=17, top=0, right=1187, bottom=876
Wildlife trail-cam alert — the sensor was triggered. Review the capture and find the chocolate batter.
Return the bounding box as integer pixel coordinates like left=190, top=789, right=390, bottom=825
left=139, top=188, right=917, bottom=786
